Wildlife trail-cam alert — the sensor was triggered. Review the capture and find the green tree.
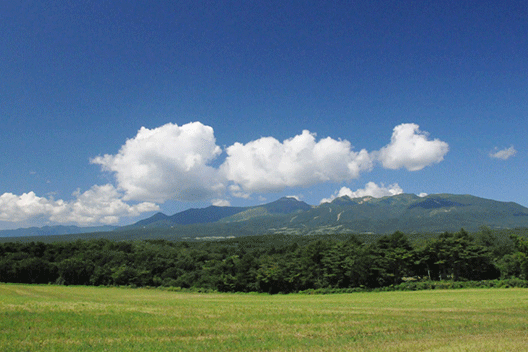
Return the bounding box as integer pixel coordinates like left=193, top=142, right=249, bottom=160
left=424, top=229, right=497, bottom=281
left=509, top=235, right=528, bottom=279
left=57, top=257, right=94, bottom=285
left=322, top=238, right=369, bottom=288
left=368, top=231, right=414, bottom=286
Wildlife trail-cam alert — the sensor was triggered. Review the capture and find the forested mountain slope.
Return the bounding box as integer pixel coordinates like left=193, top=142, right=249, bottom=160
left=2, top=194, right=528, bottom=241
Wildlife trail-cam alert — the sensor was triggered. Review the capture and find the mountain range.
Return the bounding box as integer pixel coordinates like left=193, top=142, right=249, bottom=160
left=126, top=193, right=528, bottom=235
left=0, top=225, right=116, bottom=238
left=2, top=194, right=528, bottom=240
left=125, top=196, right=312, bottom=229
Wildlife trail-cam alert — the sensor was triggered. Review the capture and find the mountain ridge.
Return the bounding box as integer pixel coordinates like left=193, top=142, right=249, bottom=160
left=0, top=225, right=116, bottom=238
left=126, top=196, right=312, bottom=228
left=2, top=194, right=528, bottom=239
left=122, top=193, right=528, bottom=235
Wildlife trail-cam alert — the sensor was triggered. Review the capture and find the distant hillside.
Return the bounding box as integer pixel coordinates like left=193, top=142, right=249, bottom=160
left=126, top=206, right=247, bottom=229
left=219, top=197, right=313, bottom=223
left=124, top=197, right=312, bottom=229
left=282, top=194, right=528, bottom=234
left=0, top=225, right=116, bottom=238
left=114, top=193, right=528, bottom=240
left=3, top=194, right=528, bottom=242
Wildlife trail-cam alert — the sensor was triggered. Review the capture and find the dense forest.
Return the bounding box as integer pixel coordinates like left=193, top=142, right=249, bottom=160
left=1, top=229, right=528, bottom=293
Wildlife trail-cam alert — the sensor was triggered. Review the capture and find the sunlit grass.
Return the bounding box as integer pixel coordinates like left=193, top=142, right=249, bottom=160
left=1, top=284, right=527, bottom=351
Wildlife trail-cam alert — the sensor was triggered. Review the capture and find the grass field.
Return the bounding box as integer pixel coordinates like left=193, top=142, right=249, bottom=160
left=1, top=284, right=527, bottom=351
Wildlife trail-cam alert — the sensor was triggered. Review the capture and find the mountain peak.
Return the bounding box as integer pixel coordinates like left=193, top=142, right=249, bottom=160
left=121, top=193, right=528, bottom=234
left=132, top=212, right=169, bottom=227
left=4, top=193, right=528, bottom=240
left=261, top=197, right=312, bottom=214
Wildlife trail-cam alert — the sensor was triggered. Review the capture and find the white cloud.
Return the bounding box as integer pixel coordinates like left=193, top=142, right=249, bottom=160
left=91, top=122, right=447, bottom=202
left=212, top=199, right=231, bottom=207
left=4, top=122, right=451, bottom=227
left=321, top=182, right=403, bottom=203
left=0, top=192, right=67, bottom=222
left=56, top=185, right=160, bottom=225
left=489, top=146, right=516, bottom=160
left=286, top=195, right=301, bottom=201
left=377, top=123, right=449, bottom=171
left=91, top=122, right=225, bottom=203
left=418, top=192, right=428, bottom=197
left=0, top=185, right=159, bottom=225
left=228, top=185, right=251, bottom=199
left=221, top=130, right=374, bottom=195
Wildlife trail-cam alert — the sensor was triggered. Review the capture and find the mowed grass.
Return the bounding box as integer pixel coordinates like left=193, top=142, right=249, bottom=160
left=1, top=284, right=527, bottom=351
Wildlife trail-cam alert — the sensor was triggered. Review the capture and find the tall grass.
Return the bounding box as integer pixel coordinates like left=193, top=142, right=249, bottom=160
left=1, top=284, right=527, bottom=351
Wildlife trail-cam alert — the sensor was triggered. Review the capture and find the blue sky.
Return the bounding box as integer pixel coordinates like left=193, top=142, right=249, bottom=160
left=1, top=0, right=526, bottom=229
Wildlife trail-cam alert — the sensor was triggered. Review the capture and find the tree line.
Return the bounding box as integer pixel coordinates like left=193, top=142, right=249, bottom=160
left=1, top=229, right=528, bottom=293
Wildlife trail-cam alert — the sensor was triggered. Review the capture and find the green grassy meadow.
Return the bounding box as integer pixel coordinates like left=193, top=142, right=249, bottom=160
left=1, top=284, right=527, bottom=351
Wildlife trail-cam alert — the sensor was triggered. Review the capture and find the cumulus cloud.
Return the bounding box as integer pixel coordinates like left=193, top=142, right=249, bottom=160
left=286, top=195, right=301, bottom=201
left=321, top=182, right=403, bottom=203
left=0, top=192, right=67, bottom=222
left=0, top=185, right=159, bottom=225
left=228, top=185, right=251, bottom=199
left=377, top=123, right=449, bottom=171
left=221, top=130, right=374, bottom=195
left=489, top=146, right=516, bottom=160
left=91, top=122, right=225, bottom=203
left=90, top=122, right=447, bottom=202
left=212, top=199, right=231, bottom=207
left=4, top=122, right=450, bottom=226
